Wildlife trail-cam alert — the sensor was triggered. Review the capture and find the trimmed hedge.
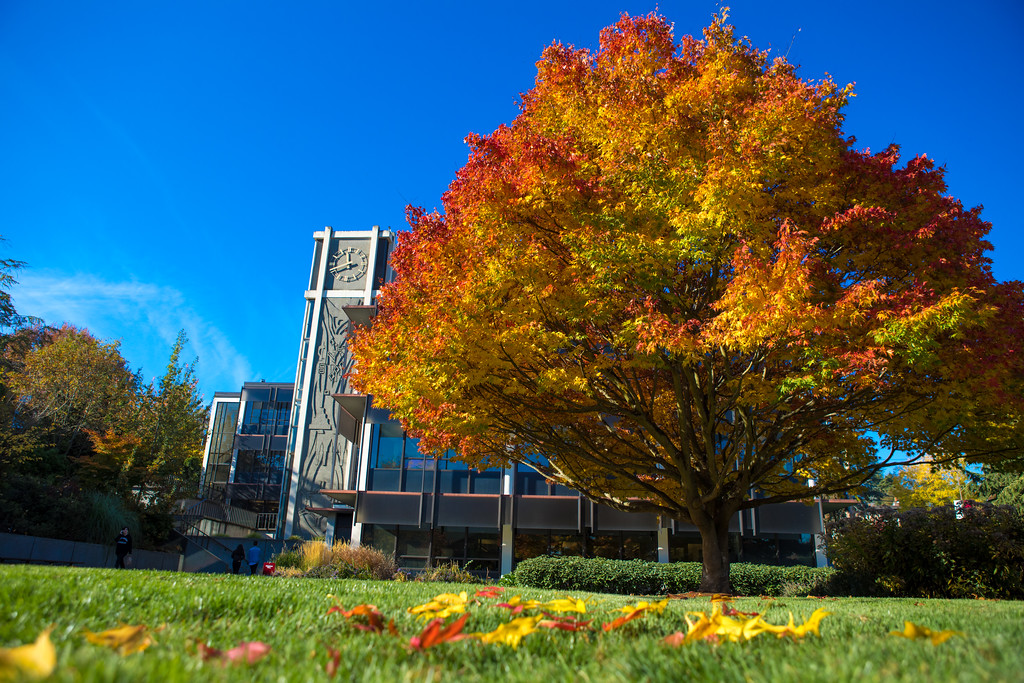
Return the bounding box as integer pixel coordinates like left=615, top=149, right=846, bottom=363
left=504, top=556, right=835, bottom=596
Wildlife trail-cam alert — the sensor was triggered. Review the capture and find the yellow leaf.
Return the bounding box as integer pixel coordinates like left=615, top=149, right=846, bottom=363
left=472, top=616, right=542, bottom=649
left=83, top=624, right=152, bottom=655
left=889, top=621, right=963, bottom=645
left=0, top=627, right=56, bottom=680
left=540, top=597, right=587, bottom=614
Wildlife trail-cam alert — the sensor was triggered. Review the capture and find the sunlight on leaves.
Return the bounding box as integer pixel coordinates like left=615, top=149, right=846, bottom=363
left=664, top=603, right=831, bottom=645
left=408, top=592, right=470, bottom=621
left=0, top=626, right=56, bottom=681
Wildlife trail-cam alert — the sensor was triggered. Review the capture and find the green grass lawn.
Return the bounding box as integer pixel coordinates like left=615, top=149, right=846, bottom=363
left=1, top=565, right=1022, bottom=682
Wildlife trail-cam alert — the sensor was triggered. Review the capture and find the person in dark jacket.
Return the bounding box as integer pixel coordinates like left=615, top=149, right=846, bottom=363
left=231, top=544, right=245, bottom=574
left=114, top=527, right=133, bottom=568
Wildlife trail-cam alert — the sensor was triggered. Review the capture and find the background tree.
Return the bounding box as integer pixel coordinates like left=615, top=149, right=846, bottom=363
left=885, top=458, right=967, bottom=508
left=7, top=324, right=139, bottom=459
left=352, top=13, right=1024, bottom=591
left=87, top=331, right=207, bottom=508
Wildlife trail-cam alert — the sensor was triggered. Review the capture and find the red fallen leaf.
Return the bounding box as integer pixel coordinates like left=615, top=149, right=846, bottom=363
left=497, top=604, right=524, bottom=614
left=475, top=587, right=506, bottom=599
left=662, top=631, right=687, bottom=647
left=328, top=604, right=388, bottom=633
left=326, top=647, right=341, bottom=677
left=722, top=606, right=759, bottom=618
left=196, top=640, right=271, bottom=665
left=538, top=613, right=593, bottom=632
left=601, top=610, right=645, bottom=632
left=408, top=613, right=470, bottom=651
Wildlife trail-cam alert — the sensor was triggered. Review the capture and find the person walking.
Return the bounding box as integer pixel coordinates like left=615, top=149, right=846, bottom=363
left=231, top=544, right=245, bottom=574
left=114, top=527, right=133, bottom=569
left=246, top=540, right=262, bottom=575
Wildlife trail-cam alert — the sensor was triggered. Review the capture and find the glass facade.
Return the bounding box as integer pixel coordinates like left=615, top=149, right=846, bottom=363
left=203, top=401, right=239, bottom=494
left=363, top=524, right=501, bottom=575
left=514, top=530, right=658, bottom=563
left=239, top=397, right=292, bottom=435
left=367, top=424, right=502, bottom=494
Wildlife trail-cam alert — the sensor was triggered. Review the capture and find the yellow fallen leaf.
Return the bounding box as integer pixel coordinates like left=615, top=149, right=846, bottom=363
left=472, top=616, right=541, bottom=649
left=84, top=624, right=152, bottom=655
left=0, top=627, right=56, bottom=680
left=889, top=621, right=963, bottom=645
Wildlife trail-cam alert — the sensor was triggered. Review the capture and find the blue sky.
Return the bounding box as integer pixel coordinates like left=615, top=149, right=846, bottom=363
left=2, top=1, right=1022, bottom=402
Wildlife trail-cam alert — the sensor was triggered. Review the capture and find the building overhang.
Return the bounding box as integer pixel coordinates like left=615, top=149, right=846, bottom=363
left=321, top=489, right=358, bottom=506
left=330, top=394, right=368, bottom=443
left=343, top=305, right=377, bottom=328
left=820, top=498, right=858, bottom=514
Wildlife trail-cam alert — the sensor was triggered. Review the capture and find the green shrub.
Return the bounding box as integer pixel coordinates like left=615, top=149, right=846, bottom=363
left=506, top=556, right=832, bottom=596
left=825, top=501, right=1024, bottom=599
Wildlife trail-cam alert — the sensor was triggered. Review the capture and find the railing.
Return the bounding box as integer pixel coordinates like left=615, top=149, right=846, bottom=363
left=255, top=513, right=278, bottom=531
left=176, top=498, right=260, bottom=531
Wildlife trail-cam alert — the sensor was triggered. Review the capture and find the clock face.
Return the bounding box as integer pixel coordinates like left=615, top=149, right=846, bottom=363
left=329, top=247, right=369, bottom=283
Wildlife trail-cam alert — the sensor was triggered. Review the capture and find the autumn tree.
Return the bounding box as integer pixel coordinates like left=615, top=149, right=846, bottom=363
left=7, top=324, right=140, bottom=458
left=86, top=331, right=207, bottom=506
left=885, top=458, right=967, bottom=508
left=350, top=13, right=1024, bottom=591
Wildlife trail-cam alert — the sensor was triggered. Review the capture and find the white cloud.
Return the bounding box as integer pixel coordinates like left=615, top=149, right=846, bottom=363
left=12, top=272, right=253, bottom=401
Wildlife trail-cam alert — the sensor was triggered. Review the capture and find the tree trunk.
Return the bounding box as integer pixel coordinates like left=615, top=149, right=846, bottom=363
left=697, top=519, right=732, bottom=593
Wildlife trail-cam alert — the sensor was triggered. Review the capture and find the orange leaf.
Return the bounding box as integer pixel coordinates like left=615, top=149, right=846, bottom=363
left=601, top=610, right=645, bottom=632
left=409, top=613, right=470, bottom=651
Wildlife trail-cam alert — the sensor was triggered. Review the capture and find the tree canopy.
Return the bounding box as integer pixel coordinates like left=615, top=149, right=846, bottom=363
left=350, top=13, right=1024, bottom=590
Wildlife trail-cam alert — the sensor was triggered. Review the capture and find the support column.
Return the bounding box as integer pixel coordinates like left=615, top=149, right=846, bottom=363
left=325, top=515, right=336, bottom=546
left=500, top=524, right=513, bottom=576
left=657, top=527, right=670, bottom=564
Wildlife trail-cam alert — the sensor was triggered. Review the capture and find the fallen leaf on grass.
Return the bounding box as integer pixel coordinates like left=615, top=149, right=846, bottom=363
left=538, top=613, right=593, bottom=632
left=0, top=626, right=56, bottom=680
left=474, top=587, right=505, bottom=599
left=83, top=624, right=152, bottom=655
left=326, top=647, right=341, bottom=677
left=408, top=614, right=470, bottom=651
left=602, top=609, right=645, bottom=632
left=472, top=616, right=541, bottom=649
left=196, top=640, right=271, bottom=665
left=889, top=621, right=963, bottom=646
left=326, top=603, right=393, bottom=634
left=408, top=592, right=470, bottom=621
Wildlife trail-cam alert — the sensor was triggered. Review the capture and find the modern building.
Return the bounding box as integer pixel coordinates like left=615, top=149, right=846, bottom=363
left=199, top=225, right=831, bottom=574
left=196, top=381, right=293, bottom=535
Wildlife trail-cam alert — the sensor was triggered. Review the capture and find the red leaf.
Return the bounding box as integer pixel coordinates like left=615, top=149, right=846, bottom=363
left=538, top=613, right=593, bottom=632
left=326, top=647, right=341, bottom=678
left=475, top=587, right=506, bottom=599
left=408, top=613, right=470, bottom=651
left=197, top=640, right=271, bottom=665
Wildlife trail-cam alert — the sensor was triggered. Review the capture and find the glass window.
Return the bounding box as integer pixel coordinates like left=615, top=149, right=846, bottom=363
left=431, top=528, right=466, bottom=559
left=397, top=526, right=430, bottom=557
left=588, top=533, right=621, bottom=559
left=367, top=525, right=397, bottom=555
left=374, top=423, right=403, bottom=469
left=466, top=528, right=500, bottom=560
